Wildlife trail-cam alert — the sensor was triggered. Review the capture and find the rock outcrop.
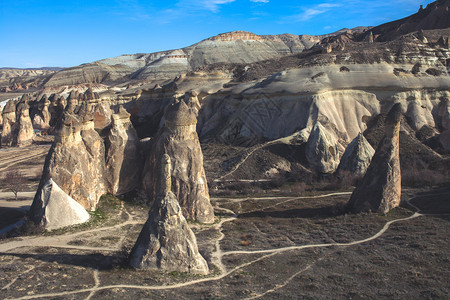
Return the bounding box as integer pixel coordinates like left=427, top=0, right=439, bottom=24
left=105, top=106, right=142, bottom=195
left=28, top=179, right=90, bottom=230
left=33, top=95, right=51, bottom=130
left=142, top=101, right=214, bottom=224
left=306, top=122, right=340, bottom=173
left=13, top=98, right=34, bottom=147
left=32, top=110, right=107, bottom=211
left=129, top=154, right=209, bottom=274
left=0, top=100, right=16, bottom=147
left=347, top=103, right=403, bottom=214
left=337, top=133, right=375, bottom=177
left=93, top=102, right=112, bottom=129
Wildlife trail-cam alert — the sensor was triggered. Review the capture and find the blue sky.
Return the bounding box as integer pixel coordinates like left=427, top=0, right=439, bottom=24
left=0, top=0, right=429, bottom=68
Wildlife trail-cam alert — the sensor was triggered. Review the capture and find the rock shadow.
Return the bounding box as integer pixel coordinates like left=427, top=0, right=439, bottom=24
left=0, top=252, right=121, bottom=270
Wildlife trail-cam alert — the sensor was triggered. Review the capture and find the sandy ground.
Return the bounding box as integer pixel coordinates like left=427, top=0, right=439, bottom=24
left=0, top=145, right=49, bottom=231
left=0, top=187, right=448, bottom=299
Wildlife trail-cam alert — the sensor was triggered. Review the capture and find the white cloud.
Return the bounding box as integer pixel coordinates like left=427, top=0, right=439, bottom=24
left=250, top=0, right=269, bottom=3
left=291, top=2, right=342, bottom=21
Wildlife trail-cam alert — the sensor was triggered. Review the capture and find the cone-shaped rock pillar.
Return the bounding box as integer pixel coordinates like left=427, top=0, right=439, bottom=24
left=129, top=154, right=209, bottom=274
left=347, top=103, right=402, bottom=214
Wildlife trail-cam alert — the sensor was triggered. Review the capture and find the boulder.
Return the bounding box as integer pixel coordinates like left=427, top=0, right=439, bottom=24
left=0, top=100, right=16, bottom=147
left=105, top=106, right=142, bottom=195
left=337, top=133, right=375, bottom=177
left=28, top=179, right=90, bottom=230
left=142, top=101, right=214, bottom=224
left=306, top=122, right=340, bottom=173
left=129, top=154, right=209, bottom=274
left=347, top=103, right=403, bottom=214
left=13, top=99, right=34, bottom=147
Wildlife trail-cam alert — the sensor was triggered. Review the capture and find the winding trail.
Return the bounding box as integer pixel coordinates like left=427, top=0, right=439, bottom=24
left=2, top=190, right=448, bottom=299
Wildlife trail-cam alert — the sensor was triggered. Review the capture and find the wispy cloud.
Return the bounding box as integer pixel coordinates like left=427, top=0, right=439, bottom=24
left=176, top=0, right=236, bottom=13
left=250, top=0, right=269, bottom=3
left=292, top=3, right=341, bottom=21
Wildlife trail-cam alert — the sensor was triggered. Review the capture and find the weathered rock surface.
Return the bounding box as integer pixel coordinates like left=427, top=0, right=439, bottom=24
left=337, top=133, right=375, bottom=177
left=142, top=101, right=214, bottom=224
left=13, top=99, right=34, bottom=147
left=1, top=100, right=16, bottom=147
left=33, top=95, right=51, bottom=130
left=129, top=154, right=209, bottom=274
left=32, top=110, right=107, bottom=211
left=306, top=122, right=340, bottom=174
left=28, top=179, right=90, bottom=230
left=347, top=103, right=403, bottom=214
left=93, top=102, right=112, bottom=129
left=105, top=106, right=142, bottom=195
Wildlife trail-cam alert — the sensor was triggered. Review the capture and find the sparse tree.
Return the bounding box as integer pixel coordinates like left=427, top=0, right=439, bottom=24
left=2, top=170, right=27, bottom=200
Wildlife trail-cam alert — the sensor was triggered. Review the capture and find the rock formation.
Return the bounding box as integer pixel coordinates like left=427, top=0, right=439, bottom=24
left=184, top=91, right=201, bottom=115
left=105, top=106, right=142, bottom=195
left=142, top=101, right=214, bottom=224
left=337, top=133, right=375, bottom=177
left=65, top=90, right=79, bottom=113
left=31, top=109, right=107, bottom=211
left=28, top=179, right=90, bottom=230
left=306, top=122, right=340, bottom=174
left=13, top=97, right=34, bottom=147
left=347, top=103, right=403, bottom=214
left=0, top=100, right=16, bottom=147
left=33, top=95, right=51, bottom=130
left=93, top=102, right=112, bottom=129
left=129, top=154, right=209, bottom=274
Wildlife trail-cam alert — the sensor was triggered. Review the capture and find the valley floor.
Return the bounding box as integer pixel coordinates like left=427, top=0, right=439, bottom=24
left=0, top=187, right=448, bottom=299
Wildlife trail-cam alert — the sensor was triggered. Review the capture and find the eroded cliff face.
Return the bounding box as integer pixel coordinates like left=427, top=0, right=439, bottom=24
left=198, top=61, right=450, bottom=150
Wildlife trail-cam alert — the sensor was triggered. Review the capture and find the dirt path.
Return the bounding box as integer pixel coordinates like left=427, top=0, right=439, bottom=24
left=4, top=191, right=446, bottom=300
left=0, top=146, right=49, bottom=173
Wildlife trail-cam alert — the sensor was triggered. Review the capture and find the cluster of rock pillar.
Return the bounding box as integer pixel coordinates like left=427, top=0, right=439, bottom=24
left=0, top=94, right=35, bottom=147
left=27, top=91, right=213, bottom=274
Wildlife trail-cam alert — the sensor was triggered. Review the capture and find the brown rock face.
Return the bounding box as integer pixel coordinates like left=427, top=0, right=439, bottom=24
left=105, top=106, right=142, bottom=195
left=13, top=98, right=35, bottom=147
left=129, top=154, right=209, bottom=274
left=32, top=109, right=108, bottom=211
left=347, top=103, right=403, bottom=214
left=1, top=100, right=16, bottom=147
left=93, top=102, right=112, bottom=129
left=142, top=101, right=214, bottom=224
